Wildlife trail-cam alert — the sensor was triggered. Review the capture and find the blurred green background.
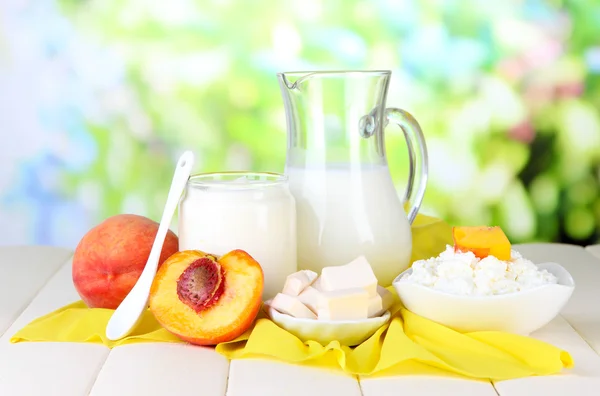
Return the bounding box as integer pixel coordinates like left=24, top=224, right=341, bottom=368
left=0, top=0, right=599, bottom=247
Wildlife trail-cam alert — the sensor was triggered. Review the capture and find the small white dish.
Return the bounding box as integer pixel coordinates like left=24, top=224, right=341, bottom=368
left=266, top=306, right=391, bottom=346
left=392, top=262, right=575, bottom=335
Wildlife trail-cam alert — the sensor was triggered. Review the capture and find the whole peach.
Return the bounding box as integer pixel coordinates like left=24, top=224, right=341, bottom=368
left=72, top=214, right=179, bottom=309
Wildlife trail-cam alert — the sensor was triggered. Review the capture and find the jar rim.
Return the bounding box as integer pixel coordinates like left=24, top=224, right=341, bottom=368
left=187, top=171, right=288, bottom=189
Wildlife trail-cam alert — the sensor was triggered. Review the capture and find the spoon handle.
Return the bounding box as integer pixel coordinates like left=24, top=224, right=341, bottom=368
left=146, top=150, right=195, bottom=275
left=105, top=151, right=194, bottom=341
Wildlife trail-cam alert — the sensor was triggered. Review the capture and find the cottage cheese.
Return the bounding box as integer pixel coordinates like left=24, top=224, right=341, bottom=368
left=399, top=246, right=558, bottom=296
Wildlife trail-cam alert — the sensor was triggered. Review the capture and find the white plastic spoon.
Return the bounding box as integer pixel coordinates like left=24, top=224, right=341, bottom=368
left=105, top=150, right=194, bottom=341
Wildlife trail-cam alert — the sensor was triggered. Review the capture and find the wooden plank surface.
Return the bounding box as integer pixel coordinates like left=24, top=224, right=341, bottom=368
left=360, top=364, right=498, bottom=396
left=0, top=246, right=72, bottom=337
left=492, top=244, right=600, bottom=395
left=0, top=257, right=109, bottom=396
left=90, top=343, right=229, bottom=396
left=494, top=316, right=600, bottom=396
left=227, top=359, right=363, bottom=396
left=515, top=244, right=600, bottom=355
left=1, top=244, right=600, bottom=396
left=586, top=244, right=600, bottom=260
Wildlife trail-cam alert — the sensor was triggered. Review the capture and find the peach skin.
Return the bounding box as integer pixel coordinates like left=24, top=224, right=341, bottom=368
left=72, top=214, right=179, bottom=309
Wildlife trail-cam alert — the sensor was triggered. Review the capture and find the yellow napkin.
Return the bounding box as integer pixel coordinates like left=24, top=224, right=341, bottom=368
left=11, top=298, right=573, bottom=381
left=10, top=300, right=182, bottom=348
left=216, top=299, right=573, bottom=381
left=9, top=213, right=573, bottom=380
left=409, top=212, right=453, bottom=266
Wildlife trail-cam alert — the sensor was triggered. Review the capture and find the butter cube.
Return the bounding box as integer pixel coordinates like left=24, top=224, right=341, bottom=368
left=368, top=295, right=383, bottom=318
left=298, top=286, right=322, bottom=314
left=368, top=285, right=395, bottom=317
left=312, top=276, right=323, bottom=291
left=317, top=288, right=369, bottom=321
left=320, top=256, right=378, bottom=297
left=270, top=293, right=317, bottom=319
left=282, top=270, right=318, bottom=296
left=378, top=285, right=395, bottom=311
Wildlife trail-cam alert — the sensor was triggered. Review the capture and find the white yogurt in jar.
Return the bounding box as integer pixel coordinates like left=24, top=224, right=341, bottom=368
left=178, top=172, right=297, bottom=300
left=398, top=245, right=558, bottom=296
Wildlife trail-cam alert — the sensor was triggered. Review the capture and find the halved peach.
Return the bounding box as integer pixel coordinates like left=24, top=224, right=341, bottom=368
left=149, top=249, right=264, bottom=345
left=452, top=225, right=511, bottom=261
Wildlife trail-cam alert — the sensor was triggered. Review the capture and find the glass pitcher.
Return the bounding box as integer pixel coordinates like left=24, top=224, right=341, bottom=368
left=278, top=70, right=428, bottom=287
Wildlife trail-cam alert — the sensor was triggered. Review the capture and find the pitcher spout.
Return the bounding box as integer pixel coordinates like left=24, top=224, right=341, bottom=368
left=277, top=72, right=309, bottom=90
left=278, top=70, right=391, bottom=91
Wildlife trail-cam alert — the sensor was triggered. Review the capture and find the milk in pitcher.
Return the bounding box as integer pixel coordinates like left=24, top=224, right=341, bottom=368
left=286, top=165, right=412, bottom=287
left=279, top=70, right=427, bottom=286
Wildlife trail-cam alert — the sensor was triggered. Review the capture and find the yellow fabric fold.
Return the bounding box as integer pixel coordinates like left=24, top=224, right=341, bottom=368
left=10, top=299, right=574, bottom=381
left=9, top=213, right=573, bottom=380
left=409, top=212, right=454, bottom=265
left=10, top=301, right=182, bottom=348
left=215, top=303, right=573, bottom=381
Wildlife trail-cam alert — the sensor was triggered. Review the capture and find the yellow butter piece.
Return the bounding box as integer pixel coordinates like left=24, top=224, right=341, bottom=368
left=271, top=293, right=317, bottom=319
left=320, top=256, right=378, bottom=297
left=368, top=285, right=394, bottom=317
left=312, top=276, right=323, bottom=291
left=282, top=270, right=318, bottom=296
left=298, top=286, right=322, bottom=314
left=317, top=288, right=369, bottom=321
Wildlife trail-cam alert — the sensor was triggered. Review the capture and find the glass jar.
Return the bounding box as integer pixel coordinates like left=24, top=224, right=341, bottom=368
left=178, top=172, right=297, bottom=300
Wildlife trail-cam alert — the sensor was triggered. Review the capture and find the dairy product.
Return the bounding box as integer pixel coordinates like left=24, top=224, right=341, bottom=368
left=312, top=277, right=323, bottom=291
left=298, top=286, right=322, bottom=314
left=368, top=286, right=395, bottom=317
left=282, top=270, right=318, bottom=296
left=272, top=257, right=393, bottom=320
left=377, top=285, right=395, bottom=310
left=399, top=246, right=558, bottom=296
left=270, top=293, right=317, bottom=319
left=320, top=256, right=378, bottom=297
left=368, top=295, right=383, bottom=318
left=317, top=288, right=369, bottom=320
left=178, top=173, right=297, bottom=300
left=286, top=165, right=413, bottom=287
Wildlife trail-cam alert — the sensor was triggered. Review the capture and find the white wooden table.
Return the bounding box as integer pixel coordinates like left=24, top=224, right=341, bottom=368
left=1, top=244, right=600, bottom=396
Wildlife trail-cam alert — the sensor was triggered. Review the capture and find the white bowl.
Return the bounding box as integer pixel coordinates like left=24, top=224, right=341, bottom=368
left=266, top=307, right=391, bottom=346
left=392, top=262, right=575, bottom=335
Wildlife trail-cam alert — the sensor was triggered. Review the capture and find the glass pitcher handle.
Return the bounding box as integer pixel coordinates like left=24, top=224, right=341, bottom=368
left=385, top=108, right=429, bottom=225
